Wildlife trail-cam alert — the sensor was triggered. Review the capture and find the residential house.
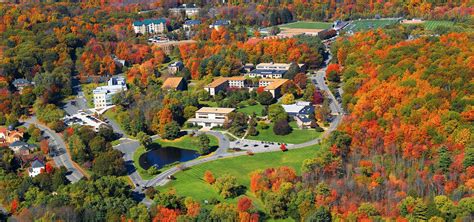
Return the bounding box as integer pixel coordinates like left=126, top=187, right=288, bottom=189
left=204, top=76, right=247, bottom=96
left=209, top=20, right=230, bottom=30
left=12, top=78, right=32, bottom=93
left=9, top=141, right=34, bottom=155
left=282, top=101, right=315, bottom=129
left=93, top=76, right=127, bottom=109
left=169, top=4, right=200, bottom=17
left=188, top=107, right=235, bottom=128
left=161, top=77, right=187, bottom=91
left=0, top=127, right=24, bottom=146
left=183, top=19, right=201, bottom=30
left=29, top=160, right=45, bottom=177
left=168, top=61, right=184, bottom=74
left=133, top=18, right=167, bottom=34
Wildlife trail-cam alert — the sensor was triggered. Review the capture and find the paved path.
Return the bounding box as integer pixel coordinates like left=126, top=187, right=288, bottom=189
left=22, top=117, right=84, bottom=183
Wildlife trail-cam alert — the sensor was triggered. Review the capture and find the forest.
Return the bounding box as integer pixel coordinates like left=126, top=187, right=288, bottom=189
left=0, top=0, right=473, bottom=221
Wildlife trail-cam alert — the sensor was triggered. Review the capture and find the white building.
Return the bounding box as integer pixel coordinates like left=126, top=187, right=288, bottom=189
left=29, top=160, right=45, bottom=177
left=169, top=4, right=200, bottom=17
left=188, top=107, right=235, bottom=128
left=255, top=62, right=305, bottom=71
left=93, top=77, right=127, bottom=109
left=209, top=20, right=230, bottom=30
left=63, top=112, right=109, bottom=132
left=133, top=18, right=167, bottom=34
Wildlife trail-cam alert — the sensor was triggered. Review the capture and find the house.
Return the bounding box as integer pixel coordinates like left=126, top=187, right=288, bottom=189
left=183, top=19, right=201, bottom=30
left=282, top=102, right=315, bottom=129
left=168, top=61, right=184, bottom=74
left=169, top=4, right=200, bottom=17
left=204, top=76, right=247, bottom=96
left=209, top=20, right=230, bottom=30
left=133, top=18, right=167, bottom=34
left=9, top=141, right=34, bottom=154
left=29, top=160, right=45, bottom=177
left=161, top=77, right=187, bottom=91
left=12, top=78, right=32, bottom=93
left=0, top=127, right=24, bottom=146
left=188, top=107, right=235, bottom=128
left=259, top=78, right=289, bottom=98
left=93, top=76, right=127, bottom=109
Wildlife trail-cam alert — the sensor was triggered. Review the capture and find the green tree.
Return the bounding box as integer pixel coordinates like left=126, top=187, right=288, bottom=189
left=184, top=105, right=198, bottom=119
left=268, top=104, right=288, bottom=122
left=281, top=93, right=295, bottom=105
left=162, top=121, right=181, bottom=140
left=273, top=119, right=292, bottom=135
left=210, top=203, right=238, bottom=221
left=213, top=174, right=240, bottom=199
left=89, top=136, right=107, bottom=156
left=438, top=146, right=451, bottom=173
left=265, top=192, right=288, bottom=218
left=137, top=132, right=152, bottom=150
left=463, top=147, right=474, bottom=169
left=257, top=91, right=275, bottom=105
left=306, top=206, right=331, bottom=222
left=197, top=134, right=211, bottom=155
left=284, top=62, right=300, bottom=80
left=92, top=150, right=126, bottom=176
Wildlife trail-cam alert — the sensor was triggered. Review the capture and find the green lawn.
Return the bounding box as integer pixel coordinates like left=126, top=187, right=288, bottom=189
left=424, top=20, right=455, bottom=30
left=349, top=19, right=400, bottom=31
left=133, top=134, right=219, bottom=180
left=158, top=145, right=321, bottom=208
left=247, top=123, right=322, bottom=144
left=279, top=21, right=332, bottom=29
left=237, top=104, right=264, bottom=116
left=199, top=100, right=218, bottom=107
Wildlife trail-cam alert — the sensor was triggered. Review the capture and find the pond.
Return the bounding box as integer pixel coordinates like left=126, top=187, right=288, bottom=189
left=139, top=147, right=200, bottom=170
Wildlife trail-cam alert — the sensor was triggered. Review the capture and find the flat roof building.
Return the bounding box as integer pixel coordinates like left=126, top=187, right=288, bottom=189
left=93, top=76, right=127, bottom=110
left=133, top=18, right=167, bottom=34
left=188, top=107, right=235, bottom=128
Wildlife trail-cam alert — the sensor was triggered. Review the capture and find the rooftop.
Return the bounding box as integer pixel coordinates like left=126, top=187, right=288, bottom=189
left=205, top=76, right=247, bottom=88
left=262, top=78, right=289, bottom=90
left=162, top=77, right=184, bottom=89
left=31, top=160, right=45, bottom=168
left=282, top=102, right=313, bottom=114
left=196, top=107, right=235, bottom=114
left=212, top=20, right=231, bottom=26
left=133, top=18, right=167, bottom=26
left=250, top=69, right=287, bottom=75
left=12, top=78, right=31, bottom=86
left=184, top=19, right=201, bottom=25
left=9, top=141, right=28, bottom=147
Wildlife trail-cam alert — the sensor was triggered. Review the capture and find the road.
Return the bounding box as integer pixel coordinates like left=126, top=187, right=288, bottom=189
left=22, top=117, right=84, bottom=183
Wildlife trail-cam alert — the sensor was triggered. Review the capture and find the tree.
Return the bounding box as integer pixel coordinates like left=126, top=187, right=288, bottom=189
left=268, top=104, right=288, bottom=122
left=438, top=146, right=451, bottom=173
left=210, top=203, right=238, bottom=221
left=92, top=150, right=126, bottom=176
left=284, top=62, right=300, bottom=80
left=213, top=174, right=241, bottom=198
left=464, top=147, right=474, bottom=169
left=88, top=136, right=107, bottom=156
left=204, top=170, right=216, bottom=184
left=306, top=206, right=331, bottom=222
left=281, top=93, right=295, bottom=105
left=162, top=121, right=181, bottom=140
left=257, top=91, right=274, bottom=105
left=312, top=90, right=324, bottom=104
left=137, top=132, right=152, bottom=149
left=184, top=106, right=198, bottom=119
left=237, top=197, right=253, bottom=212
left=198, top=134, right=211, bottom=155
left=273, top=119, right=292, bottom=135
left=293, top=73, right=308, bottom=89
left=40, top=139, right=49, bottom=154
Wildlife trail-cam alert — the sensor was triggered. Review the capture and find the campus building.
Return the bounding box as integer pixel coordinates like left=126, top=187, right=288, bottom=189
left=169, top=4, right=200, bottom=17
left=209, top=20, right=230, bottom=30
left=245, top=62, right=306, bottom=79
left=188, top=107, right=235, bottom=128
left=133, top=18, right=167, bottom=34
left=282, top=101, right=315, bottom=129
left=168, top=61, right=184, bottom=74
left=161, top=77, right=187, bottom=91
left=204, top=77, right=289, bottom=98
left=183, top=19, right=201, bottom=30
left=93, top=76, right=127, bottom=109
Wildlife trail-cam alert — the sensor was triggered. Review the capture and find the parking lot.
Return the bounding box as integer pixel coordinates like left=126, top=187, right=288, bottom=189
left=230, top=139, right=287, bottom=152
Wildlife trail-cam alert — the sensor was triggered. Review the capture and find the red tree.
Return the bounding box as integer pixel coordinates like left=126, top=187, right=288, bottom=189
left=237, top=197, right=253, bottom=212
left=204, top=170, right=216, bottom=184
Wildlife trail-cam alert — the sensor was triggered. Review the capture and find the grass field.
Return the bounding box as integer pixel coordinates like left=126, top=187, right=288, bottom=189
left=348, top=19, right=400, bottom=32
left=247, top=123, right=322, bottom=144
left=237, top=104, right=264, bottom=116
left=279, top=21, right=332, bottom=29
left=158, top=145, right=322, bottom=209
left=133, top=134, right=219, bottom=179
left=423, top=20, right=455, bottom=30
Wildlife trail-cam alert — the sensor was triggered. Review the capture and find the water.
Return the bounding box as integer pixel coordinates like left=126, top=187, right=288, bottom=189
left=139, top=147, right=200, bottom=170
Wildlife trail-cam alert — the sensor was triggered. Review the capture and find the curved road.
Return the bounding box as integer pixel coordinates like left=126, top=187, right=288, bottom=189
left=22, top=117, right=84, bottom=183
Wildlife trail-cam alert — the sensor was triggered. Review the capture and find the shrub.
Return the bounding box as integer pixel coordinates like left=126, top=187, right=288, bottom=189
left=273, top=119, right=292, bottom=135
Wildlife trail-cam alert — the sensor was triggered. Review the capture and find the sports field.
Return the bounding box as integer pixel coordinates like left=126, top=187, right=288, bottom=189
left=348, top=19, right=400, bottom=32
left=423, top=20, right=455, bottom=30
left=279, top=21, right=332, bottom=30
